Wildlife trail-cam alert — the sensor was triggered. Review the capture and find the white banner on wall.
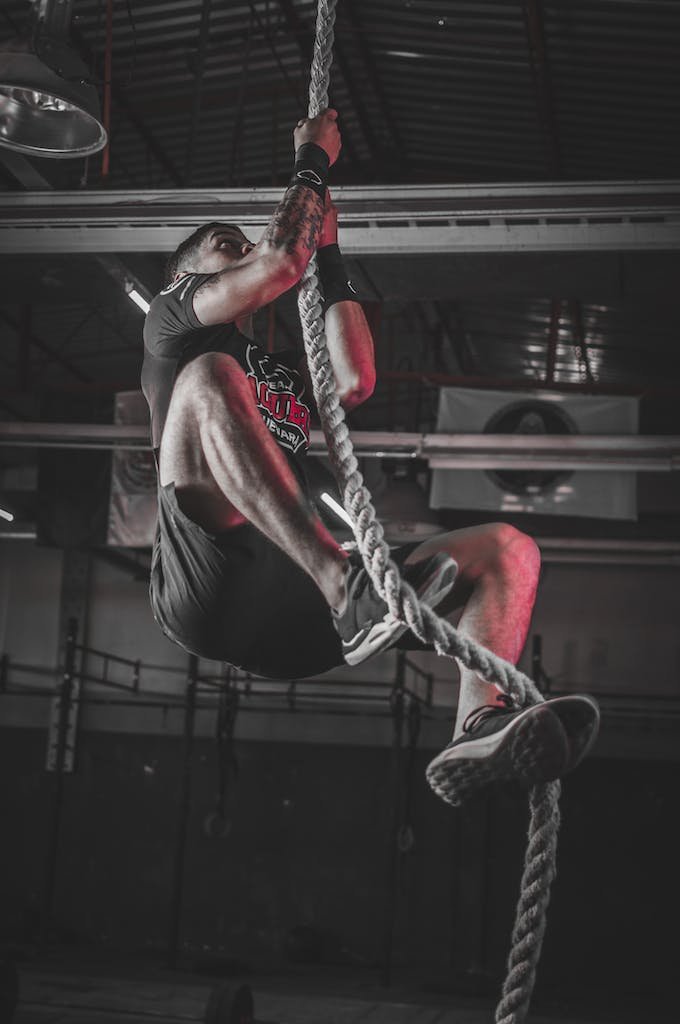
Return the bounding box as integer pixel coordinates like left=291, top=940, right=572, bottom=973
left=107, top=391, right=157, bottom=547
left=430, top=387, right=639, bottom=520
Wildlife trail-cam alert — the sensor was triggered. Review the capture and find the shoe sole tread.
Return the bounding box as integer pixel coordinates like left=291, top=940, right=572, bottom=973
left=426, top=705, right=570, bottom=806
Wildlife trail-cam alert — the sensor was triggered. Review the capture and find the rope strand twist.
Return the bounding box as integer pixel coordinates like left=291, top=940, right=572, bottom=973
left=296, top=3, right=562, bottom=1021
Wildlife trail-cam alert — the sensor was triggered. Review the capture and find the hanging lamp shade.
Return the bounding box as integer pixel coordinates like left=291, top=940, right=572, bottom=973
left=0, top=10, right=106, bottom=159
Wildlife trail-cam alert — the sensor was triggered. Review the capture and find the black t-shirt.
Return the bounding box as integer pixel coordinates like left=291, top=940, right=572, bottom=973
left=141, top=273, right=312, bottom=474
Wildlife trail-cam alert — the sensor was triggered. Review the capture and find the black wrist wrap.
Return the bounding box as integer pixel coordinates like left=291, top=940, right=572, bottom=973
left=290, top=142, right=330, bottom=199
left=316, top=243, right=359, bottom=309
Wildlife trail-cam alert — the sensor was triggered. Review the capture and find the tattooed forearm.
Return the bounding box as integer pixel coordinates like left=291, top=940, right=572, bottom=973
left=263, top=185, right=324, bottom=257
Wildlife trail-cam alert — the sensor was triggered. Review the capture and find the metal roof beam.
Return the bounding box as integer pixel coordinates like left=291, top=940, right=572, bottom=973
left=0, top=312, right=91, bottom=383
left=70, top=24, right=184, bottom=187
left=523, top=0, right=562, bottom=175
left=275, top=0, right=360, bottom=167
left=0, top=152, right=154, bottom=357
left=339, top=0, right=405, bottom=166
left=183, top=0, right=214, bottom=186
left=1, top=182, right=678, bottom=254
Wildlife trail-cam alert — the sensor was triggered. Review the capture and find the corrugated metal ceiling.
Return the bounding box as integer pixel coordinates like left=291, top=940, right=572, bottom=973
left=2, top=0, right=679, bottom=187
left=0, top=0, right=678, bottom=422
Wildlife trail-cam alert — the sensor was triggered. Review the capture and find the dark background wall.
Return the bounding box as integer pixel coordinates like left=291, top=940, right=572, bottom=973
left=0, top=727, right=676, bottom=1008
left=1, top=541, right=677, bottom=1017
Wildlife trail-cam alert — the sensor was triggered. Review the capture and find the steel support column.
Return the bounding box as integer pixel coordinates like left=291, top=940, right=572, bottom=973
left=568, top=299, right=594, bottom=383
left=167, top=655, right=199, bottom=970
left=40, top=549, right=92, bottom=948
left=545, top=297, right=562, bottom=383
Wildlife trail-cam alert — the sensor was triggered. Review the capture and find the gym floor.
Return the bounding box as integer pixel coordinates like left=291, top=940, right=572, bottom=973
left=8, top=951, right=674, bottom=1024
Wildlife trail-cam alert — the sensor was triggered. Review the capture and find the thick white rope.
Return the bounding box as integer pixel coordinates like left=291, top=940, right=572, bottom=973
left=296, top=2, right=562, bottom=1021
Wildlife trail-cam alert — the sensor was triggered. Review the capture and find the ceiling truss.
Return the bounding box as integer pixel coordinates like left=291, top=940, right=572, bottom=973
left=1, top=182, right=678, bottom=254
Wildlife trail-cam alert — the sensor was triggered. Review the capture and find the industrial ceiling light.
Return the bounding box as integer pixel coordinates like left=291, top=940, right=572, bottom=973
left=0, top=0, right=106, bottom=158
left=320, top=491, right=353, bottom=529
left=126, top=286, right=151, bottom=315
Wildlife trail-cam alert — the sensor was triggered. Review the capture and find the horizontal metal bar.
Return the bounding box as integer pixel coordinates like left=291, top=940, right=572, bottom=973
left=3, top=685, right=680, bottom=725
left=0, top=423, right=678, bottom=470
left=0, top=421, right=676, bottom=450
left=536, top=552, right=680, bottom=567
left=0, top=689, right=420, bottom=718
left=537, top=537, right=680, bottom=553
left=6, top=181, right=680, bottom=206
left=1, top=181, right=679, bottom=253
left=427, top=456, right=677, bottom=471
left=2, top=528, right=678, bottom=565
left=74, top=642, right=142, bottom=669
left=3, top=221, right=676, bottom=256
left=0, top=423, right=151, bottom=449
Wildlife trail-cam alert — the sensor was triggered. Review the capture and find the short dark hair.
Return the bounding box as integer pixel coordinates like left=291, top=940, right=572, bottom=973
left=163, top=221, right=235, bottom=286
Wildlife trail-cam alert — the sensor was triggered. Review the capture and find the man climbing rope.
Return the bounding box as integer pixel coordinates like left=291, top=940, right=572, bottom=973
left=141, top=109, right=599, bottom=790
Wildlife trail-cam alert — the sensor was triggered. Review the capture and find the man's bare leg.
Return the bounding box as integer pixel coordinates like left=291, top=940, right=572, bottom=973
left=404, top=523, right=541, bottom=733
left=406, top=527, right=600, bottom=785
left=159, top=350, right=457, bottom=671
left=159, top=351, right=349, bottom=611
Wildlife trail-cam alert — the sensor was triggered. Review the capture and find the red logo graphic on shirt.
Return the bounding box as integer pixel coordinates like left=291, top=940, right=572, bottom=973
left=246, top=345, right=311, bottom=454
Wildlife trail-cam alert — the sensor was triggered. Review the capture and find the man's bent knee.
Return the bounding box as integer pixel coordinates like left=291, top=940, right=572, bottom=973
left=173, top=352, right=245, bottom=401
left=170, top=354, right=254, bottom=434
left=486, top=522, right=541, bottom=581
left=160, top=354, right=247, bottom=484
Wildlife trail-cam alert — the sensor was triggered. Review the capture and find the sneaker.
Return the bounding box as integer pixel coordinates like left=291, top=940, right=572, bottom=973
left=426, top=695, right=569, bottom=807
left=539, top=693, right=601, bottom=772
left=333, top=550, right=457, bottom=666
left=426, top=693, right=601, bottom=807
